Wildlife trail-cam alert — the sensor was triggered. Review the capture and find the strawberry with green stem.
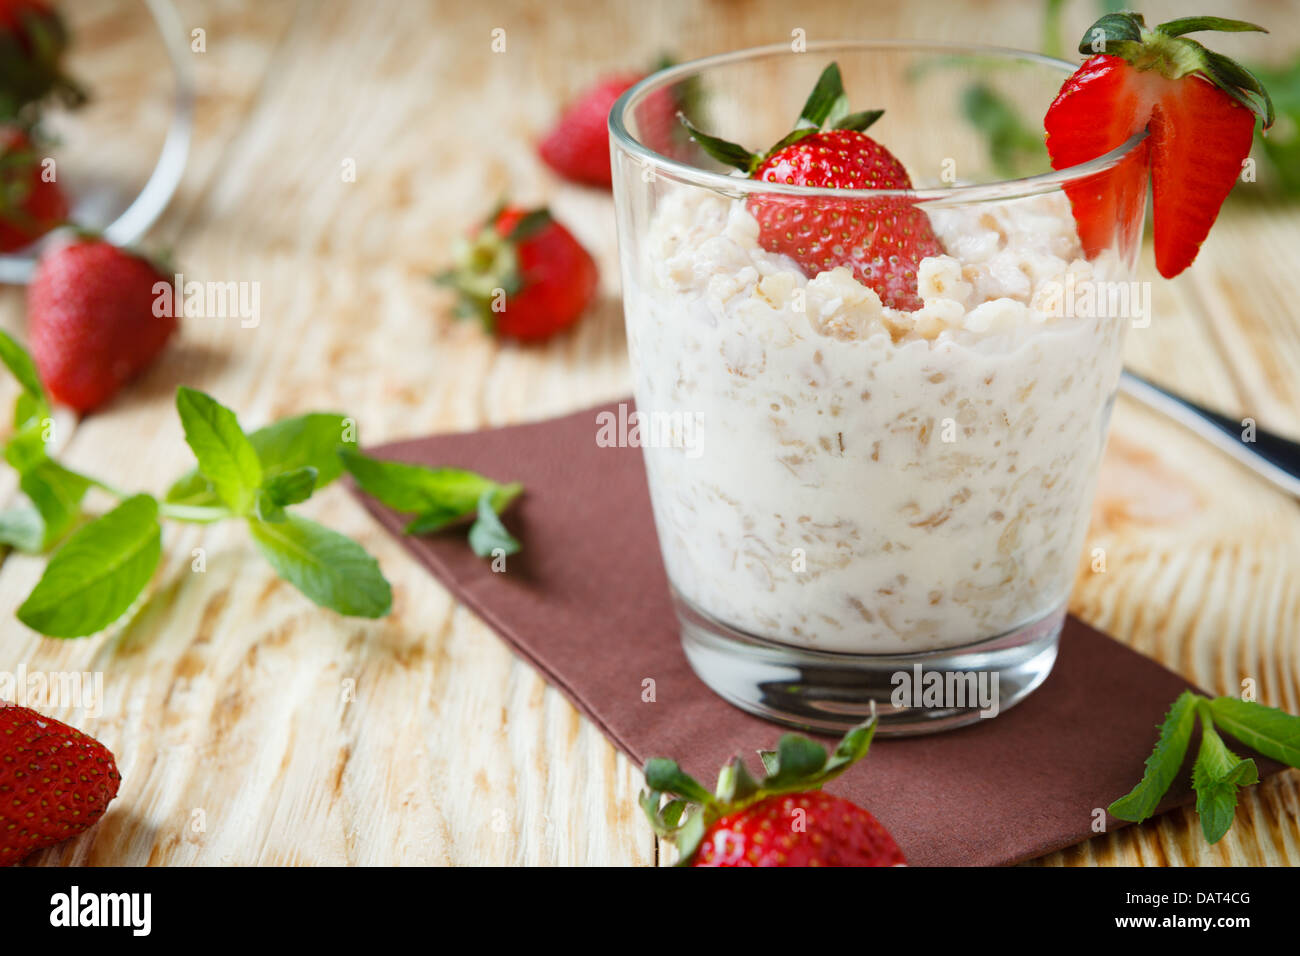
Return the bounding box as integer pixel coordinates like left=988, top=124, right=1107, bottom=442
left=438, top=204, right=598, bottom=342
left=642, top=717, right=906, bottom=866
left=1044, top=13, right=1274, bottom=278
left=681, top=62, right=943, bottom=311
left=0, top=0, right=84, bottom=124
left=0, top=124, right=66, bottom=251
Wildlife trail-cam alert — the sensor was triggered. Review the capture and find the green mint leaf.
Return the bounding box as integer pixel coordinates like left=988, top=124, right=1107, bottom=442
left=20, top=458, right=92, bottom=549
left=263, top=466, right=317, bottom=507
left=248, top=512, right=391, bottom=618
left=1191, top=708, right=1259, bottom=844
left=0, top=507, right=45, bottom=553
left=4, top=417, right=51, bottom=473
left=253, top=490, right=286, bottom=523
left=165, top=412, right=358, bottom=508
left=467, top=489, right=520, bottom=558
left=402, top=504, right=474, bottom=536
left=245, top=412, right=356, bottom=485
left=798, top=62, right=846, bottom=128
left=340, top=448, right=521, bottom=534
left=0, top=329, right=47, bottom=403
left=1208, top=696, right=1300, bottom=767
left=1108, top=689, right=1199, bottom=823
left=13, top=391, right=48, bottom=430
left=175, top=387, right=263, bottom=514
left=161, top=469, right=214, bottom=508
left=16, top=494, right=162, bottom=638
left=253, top=466, right=317, bottom=523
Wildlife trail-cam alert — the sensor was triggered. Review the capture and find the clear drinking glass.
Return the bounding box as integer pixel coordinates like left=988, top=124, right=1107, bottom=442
left=0, top=0, right=194, bottom=285
left=609, top=42, right=1147, bottom=734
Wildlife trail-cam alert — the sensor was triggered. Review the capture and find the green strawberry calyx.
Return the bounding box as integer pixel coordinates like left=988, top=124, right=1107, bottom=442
left=680, top=61, right=884, bottom=175
left=435, top=204, right=553, bottom=331
left=640, top=716, right=877, bottom=866
left=1080, top=12, right=1274, bottom=129
left=0, top=3, right=87, bottom=124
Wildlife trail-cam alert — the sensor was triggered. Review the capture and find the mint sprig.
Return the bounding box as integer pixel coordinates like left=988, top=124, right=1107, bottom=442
left=0, top=332, right=525, bottom=635
left=1191, top=712, right=1258, bottom=844
left=1109, top=691, right=1300, bottom=843
left=164, top=411, right=357, bottom=512
left=339, top=447, right=522, bottom=555
left=0, top=330, right=400, bottom=636
left=0, top=332, right=92, bottom=552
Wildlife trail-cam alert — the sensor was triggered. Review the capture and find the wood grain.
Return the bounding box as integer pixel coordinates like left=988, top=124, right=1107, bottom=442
left=0, top=0, right=1296, bottom=866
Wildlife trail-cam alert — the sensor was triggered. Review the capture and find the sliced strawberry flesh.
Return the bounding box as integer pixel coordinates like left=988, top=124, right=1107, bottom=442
left=1147, top=76, right=1256, bottom=278
left=1045, top=55, right=1152, bottom=258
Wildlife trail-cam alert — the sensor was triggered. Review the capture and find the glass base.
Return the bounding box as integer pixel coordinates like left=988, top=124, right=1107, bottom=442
left=676, top=591, right=1063, bottom=736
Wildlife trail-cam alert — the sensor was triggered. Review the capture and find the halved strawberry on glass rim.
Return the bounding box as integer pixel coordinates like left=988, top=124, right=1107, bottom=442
left=1044, top=13, right=1274, bottom=278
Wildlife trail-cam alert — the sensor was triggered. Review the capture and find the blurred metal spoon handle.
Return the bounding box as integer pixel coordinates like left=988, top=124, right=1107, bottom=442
left=1119, top=370, right=1300, bottom=499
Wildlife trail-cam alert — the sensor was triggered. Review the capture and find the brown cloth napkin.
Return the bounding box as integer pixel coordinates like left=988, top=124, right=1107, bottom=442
left=349, top=401, right=1279, bottom=866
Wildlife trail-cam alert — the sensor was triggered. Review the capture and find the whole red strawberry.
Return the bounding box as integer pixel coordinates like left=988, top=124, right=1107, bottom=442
left=539, top=59, right=692, bottom=188
left=540, top=73, right=642, bottom=188
left=1044, top=13, right=1273, bottom=278
left=642, top=718, right=906, bottom=867
left=0, top=702, right=121, bottom=865
left=0, top=125, right=68, bottom=252
left=28, top=238, right=176, bottom=412
left=438, top=204, right=598, bottom=341
left=683, top=63, right=943, bottom=310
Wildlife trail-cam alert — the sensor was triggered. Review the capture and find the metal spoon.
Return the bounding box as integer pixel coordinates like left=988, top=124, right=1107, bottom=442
left=1119, top=369, right=1300, bottom=499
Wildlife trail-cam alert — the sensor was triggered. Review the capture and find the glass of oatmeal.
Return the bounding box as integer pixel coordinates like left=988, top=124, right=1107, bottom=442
left=609, top=43, right=1147, bottom=734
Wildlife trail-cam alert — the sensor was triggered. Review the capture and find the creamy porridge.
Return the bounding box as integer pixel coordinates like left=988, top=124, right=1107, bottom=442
left=626, top=189, right=1127, bottom=654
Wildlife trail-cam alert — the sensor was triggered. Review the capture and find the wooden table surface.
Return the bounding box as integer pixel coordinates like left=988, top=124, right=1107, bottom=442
left=3, top=0, right=1299, bottom=866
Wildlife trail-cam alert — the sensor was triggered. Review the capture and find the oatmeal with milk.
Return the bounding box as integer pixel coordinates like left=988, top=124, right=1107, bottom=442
left=626, top=188, right=1127, bottom=654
